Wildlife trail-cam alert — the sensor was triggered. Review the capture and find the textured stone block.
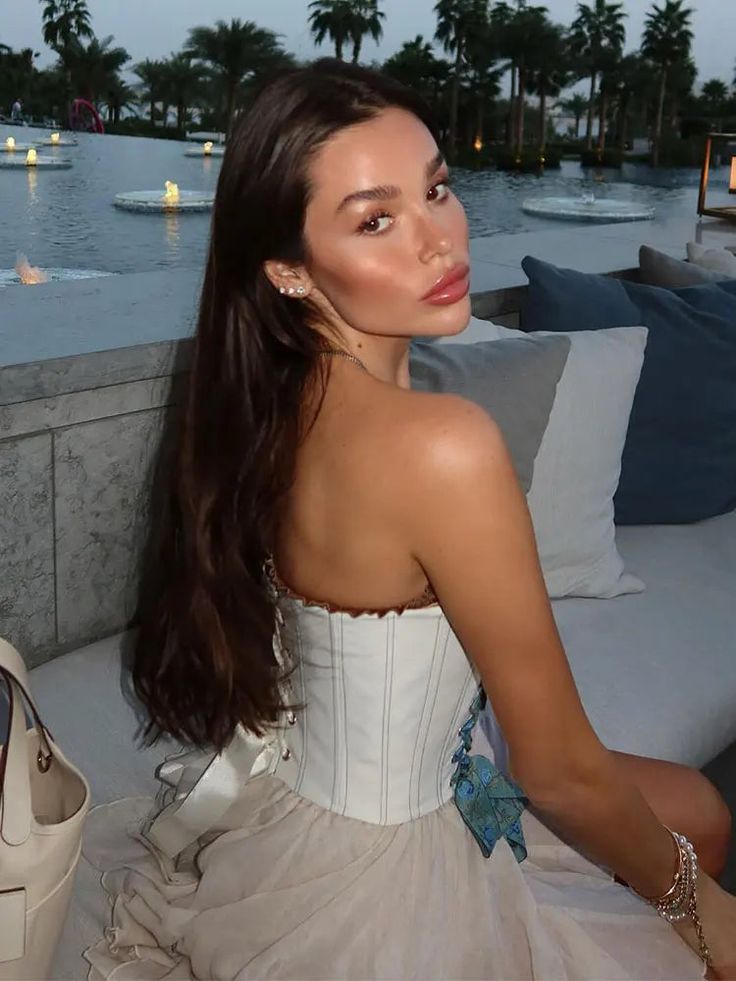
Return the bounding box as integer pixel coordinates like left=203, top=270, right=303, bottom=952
left=1, top=376, right=175, bottom=441
left=0, top=433, right=55, bottom=664
left=54, top=407, right=169, bottom=645
left=0, top=338, right=190, bottom=406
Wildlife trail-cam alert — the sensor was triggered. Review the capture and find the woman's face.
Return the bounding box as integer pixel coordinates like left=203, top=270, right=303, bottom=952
left=300, top=107, right=471, bottom=340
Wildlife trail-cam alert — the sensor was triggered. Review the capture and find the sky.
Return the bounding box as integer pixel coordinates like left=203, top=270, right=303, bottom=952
left=3, top=0, right=735, bottom=89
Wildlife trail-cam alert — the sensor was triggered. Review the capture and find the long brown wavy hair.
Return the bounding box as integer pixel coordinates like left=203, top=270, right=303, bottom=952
left=130, top=59, right=438, bottom=751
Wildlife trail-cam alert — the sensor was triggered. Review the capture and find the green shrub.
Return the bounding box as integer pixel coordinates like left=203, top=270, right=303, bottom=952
left=628, top=135, right=724, bottom=169
left=105, top=119, right=185, bottom=141
left=654, top=133, right=708, bottom=168
left=494, top=147, right=561, bottom=171
left=580, top=147, right=624, bottom=168
left=455, top=144, right=496, bottom=169
left=547, top=140, right=584, bottom=160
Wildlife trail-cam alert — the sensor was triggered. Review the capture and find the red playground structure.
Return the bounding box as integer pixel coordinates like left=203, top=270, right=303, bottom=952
left=69, top=98, right=104, bottom=133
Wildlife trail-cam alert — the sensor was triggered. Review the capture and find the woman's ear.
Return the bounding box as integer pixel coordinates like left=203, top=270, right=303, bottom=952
left=263, top=260, right=312, bottom=299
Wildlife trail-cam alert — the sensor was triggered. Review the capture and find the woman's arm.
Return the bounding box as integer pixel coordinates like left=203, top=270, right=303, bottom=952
left=405, top=393, right=679, bottom=900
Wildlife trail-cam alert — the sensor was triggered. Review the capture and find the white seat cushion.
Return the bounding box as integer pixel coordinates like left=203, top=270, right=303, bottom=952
left=553, top=507, right=736, bottom=767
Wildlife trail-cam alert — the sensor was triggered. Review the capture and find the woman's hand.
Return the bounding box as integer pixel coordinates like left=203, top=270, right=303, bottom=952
left=671, top=872, right=736, bottom=979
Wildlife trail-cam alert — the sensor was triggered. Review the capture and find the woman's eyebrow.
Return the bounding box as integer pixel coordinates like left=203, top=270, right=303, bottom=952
left=335, top=151, right=447, bottom=214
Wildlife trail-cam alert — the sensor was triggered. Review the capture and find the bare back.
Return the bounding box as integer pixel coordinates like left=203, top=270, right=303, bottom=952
left=271, top=363, right=441, bottom=610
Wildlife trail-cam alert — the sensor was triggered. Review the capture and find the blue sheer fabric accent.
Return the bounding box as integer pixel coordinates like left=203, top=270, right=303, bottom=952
left=450, top=687, right=528, bottom=862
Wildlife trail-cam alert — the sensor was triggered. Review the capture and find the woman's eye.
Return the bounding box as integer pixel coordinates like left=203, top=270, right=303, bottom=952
left=428, top=180, right=451, bottom=202
left=359, top=213, right=392, bottom=235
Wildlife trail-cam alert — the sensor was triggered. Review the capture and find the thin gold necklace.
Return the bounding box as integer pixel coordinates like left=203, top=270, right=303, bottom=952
left=317, top=348, right=369, bottom=373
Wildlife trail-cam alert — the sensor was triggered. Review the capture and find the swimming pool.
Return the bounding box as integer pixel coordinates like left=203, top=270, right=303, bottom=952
left=0, top=123, right=713, bottom=277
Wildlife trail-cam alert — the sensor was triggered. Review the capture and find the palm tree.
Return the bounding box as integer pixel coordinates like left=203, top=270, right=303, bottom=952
left=526, top=23, right=571, bottom=152
left=308, top=0, right=355, bottom=60
left=607, top=52, right=651, bottom=152
left=592, top=45, right=623, bottom=152
left=64, top=34, right=129, bottom=105
left=104, top=77, right=136, bottom=125
left=701, top=78, right=729, bottom=127
left=164, top=54, right=204, bottom=133
left=186, top=19, right=291, bottom=136
left=382, top=35, right=451, bottom=114
left=556, top=92, right=589, bottom=138
left=489, top=2, right=515, bottom=145
left=666, top=54, right=697, bottom=134
left=570, top=0, right=626, bottom=148
left=39, top=0, right=94, bottom=114
left=133, top=58, right=167, bottom=125
left=464, top=26, right=502, bottom=152
left=434, top=0, right=491, bottom=163
left=39, top=0, right=93, bottom=53
left=492, top=2, right=550, bottom=156
left=0, top=46, right=39, bottom=112
left=348, top=1, right=385, bottom=63
left=641, top=0, right=694, bottom=166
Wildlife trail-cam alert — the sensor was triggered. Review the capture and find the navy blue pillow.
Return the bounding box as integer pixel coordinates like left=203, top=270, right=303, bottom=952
left=521, top=256, right=736, bottom=525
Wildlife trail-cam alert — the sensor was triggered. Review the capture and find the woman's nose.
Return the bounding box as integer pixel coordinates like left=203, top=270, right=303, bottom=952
left=416, top=212, right=452, bottom=264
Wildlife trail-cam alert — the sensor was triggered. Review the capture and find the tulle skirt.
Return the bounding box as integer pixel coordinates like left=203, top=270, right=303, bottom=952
left=82, top=774, right=705, bottom=980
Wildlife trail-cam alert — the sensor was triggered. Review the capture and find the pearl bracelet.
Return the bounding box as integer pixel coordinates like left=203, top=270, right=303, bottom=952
left=637, top=826, right=713, bottom=968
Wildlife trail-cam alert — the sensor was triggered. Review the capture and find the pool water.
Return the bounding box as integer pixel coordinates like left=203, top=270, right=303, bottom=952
left=0, top=123, right=718, bottom=276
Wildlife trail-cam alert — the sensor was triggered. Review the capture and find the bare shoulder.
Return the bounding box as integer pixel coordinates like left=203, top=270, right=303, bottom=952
left=381, top=387, right=513, bottom=508
left=376, top=386, right=519, bottom=565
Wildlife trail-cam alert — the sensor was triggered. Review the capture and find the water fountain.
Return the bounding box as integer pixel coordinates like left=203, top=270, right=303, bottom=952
left=521, top=191, right=655, bottom=223
left=1, top=136, right=36, bottom=153
left=37, top=132, right=79, bottom=147
left=0, top=253, right=113, bottom=288
left=114, top=179, right=214, bottom=212
left=0, top=146, right=73, bottom=170
left=184, top=139, right=225, bottom=158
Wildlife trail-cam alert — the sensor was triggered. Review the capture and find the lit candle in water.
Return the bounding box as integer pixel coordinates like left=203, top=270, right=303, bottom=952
left=50, top=132, right=60, bottom=144
left=163, top=180, right=180, bottom=203
left=5, top=136, right=16, bottom=150
left=26, top=148, right=37, bottom=166
left=204, top=141, right=213, bottom=155
left=15, top=254, right=48, bottom=284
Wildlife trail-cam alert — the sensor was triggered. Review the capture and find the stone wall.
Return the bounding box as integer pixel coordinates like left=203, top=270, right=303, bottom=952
left=0, top=270, right=196, bottom=667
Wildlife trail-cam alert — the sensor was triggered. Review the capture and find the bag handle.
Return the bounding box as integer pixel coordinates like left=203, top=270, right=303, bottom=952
left=0, top=638, right=55, bottom=754
left=0, top=639, right=55, bottom=847
left=0, top=638, right=32, bottom=693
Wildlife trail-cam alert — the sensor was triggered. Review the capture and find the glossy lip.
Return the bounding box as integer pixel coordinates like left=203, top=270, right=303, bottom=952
left=421, top=262, right=470, bottom=302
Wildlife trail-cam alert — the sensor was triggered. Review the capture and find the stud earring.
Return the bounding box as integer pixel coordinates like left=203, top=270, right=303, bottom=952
left=278, top=286, right=286, bottom=294
left=296, top=286, right=306, bottom=296
left=287, top=287, right=295, bottom=295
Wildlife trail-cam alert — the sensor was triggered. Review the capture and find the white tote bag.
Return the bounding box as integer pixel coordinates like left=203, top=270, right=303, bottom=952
left=0, top=638, right=90, bottom=980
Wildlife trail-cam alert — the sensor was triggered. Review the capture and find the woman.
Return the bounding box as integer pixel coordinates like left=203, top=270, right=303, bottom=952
left=83, top=60, right=736, bottom=980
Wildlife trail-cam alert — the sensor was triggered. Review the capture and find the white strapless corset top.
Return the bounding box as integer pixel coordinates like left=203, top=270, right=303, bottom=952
left=270, top=594, right=507, bottom=826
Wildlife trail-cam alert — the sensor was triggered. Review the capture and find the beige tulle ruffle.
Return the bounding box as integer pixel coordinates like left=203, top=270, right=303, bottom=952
left=81, top=773, right=705, bottom=980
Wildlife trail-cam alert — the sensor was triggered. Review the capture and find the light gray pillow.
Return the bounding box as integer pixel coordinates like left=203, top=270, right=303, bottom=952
left=429, top=318, right=648, bottom=600
left=686, top=240, right=736, bottom=276
left=638, top=244, right=730, bottom=288
left=408, top=334, right=570, bottom=493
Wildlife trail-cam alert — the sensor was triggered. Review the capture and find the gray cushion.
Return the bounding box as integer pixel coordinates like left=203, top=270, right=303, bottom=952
left=639, top=244, right=731, bottom=288
left=409, top=334, right=571, bottom=493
